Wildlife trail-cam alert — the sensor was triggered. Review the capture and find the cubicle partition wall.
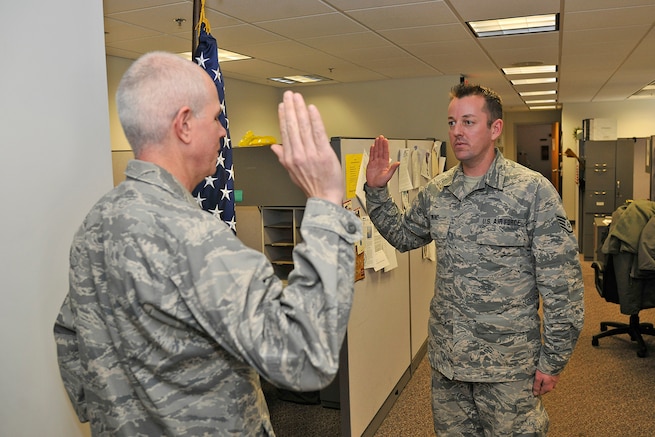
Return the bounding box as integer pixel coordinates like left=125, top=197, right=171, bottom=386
left=233, top=137, right=439, bottom=436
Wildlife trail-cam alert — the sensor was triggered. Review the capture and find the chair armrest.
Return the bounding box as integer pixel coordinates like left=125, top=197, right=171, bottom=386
left=591, top=261, right=604, bottom=296
left=591, top=261, right=604, bottom=273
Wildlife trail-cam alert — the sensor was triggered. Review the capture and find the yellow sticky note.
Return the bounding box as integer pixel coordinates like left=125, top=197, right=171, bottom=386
left=345, top=153, right=363, bottom=199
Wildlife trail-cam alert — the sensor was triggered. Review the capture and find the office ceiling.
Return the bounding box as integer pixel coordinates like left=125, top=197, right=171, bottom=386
left=104, top=0, right=655, bottom=110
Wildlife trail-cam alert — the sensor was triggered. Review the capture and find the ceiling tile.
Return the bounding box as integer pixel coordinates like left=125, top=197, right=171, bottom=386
left=104, top=18, right=160, bottom=43
left=450, top=0, right=559, bottom=21
left=379, top=24, right=470, bottom=45
left=255, top=13, right=367, bottom=39
left=205, top=0, right=334, bottom=22
left=107, top=3, right=195, bottom=36
left=346, top=2, right=458, bottom=29
left=106, top=34, right=191, bottom=55
left=104, top=0, right=189, bottom=15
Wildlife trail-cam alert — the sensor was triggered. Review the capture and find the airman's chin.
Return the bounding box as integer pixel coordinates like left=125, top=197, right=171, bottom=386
left=452, top=146, right=468, bottom=157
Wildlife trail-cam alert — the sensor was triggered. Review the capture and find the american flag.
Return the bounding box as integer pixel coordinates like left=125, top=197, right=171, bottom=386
left=192, top=22, right=236, bottom=233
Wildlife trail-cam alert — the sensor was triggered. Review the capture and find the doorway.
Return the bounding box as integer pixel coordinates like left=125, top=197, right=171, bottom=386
left=516, top=122, right=561, bottom=193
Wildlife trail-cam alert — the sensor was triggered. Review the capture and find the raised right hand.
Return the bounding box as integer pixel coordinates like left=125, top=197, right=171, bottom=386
left=271, top=91, right=344, bottom=206
left=366, top=135, right=400, bottom=188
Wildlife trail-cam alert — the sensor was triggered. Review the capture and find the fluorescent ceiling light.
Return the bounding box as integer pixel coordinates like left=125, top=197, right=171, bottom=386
left=268, top=75, right=331, bottom=84
left=217, top=49, right=251, bottom=62
left=468, top=14, right=558, bottom=38
left=529, top=105, right=558, bottom=110
left=628, top=93, right=655, bottom=100
left=503, top=65, right=557, bottom=75
left=179, top=49, right=251, bottom=62
left=511, top=77, right=557, bottom=85
left=285, top=75, right=329, bottom=83
left=629, top=81, right=655, bottom=99
left=524, top=99, right=557, bottom=104
left=519, top=90, right=557, bottom=96
left=268, top=77, right=297, bottom=84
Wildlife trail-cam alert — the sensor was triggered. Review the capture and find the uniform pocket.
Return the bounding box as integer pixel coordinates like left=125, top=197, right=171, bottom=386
left=429, top=216, right=450, bottom=242
left=474, top=228, right=529, bottom=276
left=474, top=314, right=540, bottom=367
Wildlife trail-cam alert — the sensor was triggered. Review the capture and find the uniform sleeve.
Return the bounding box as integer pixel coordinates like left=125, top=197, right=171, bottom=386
left=532, top=178, right=585, bottom=376
left=177, top=198, right=362, bottom=391
left=53, top=294, right=89, bottom=423
left=364, top=183, right=432, bottom=252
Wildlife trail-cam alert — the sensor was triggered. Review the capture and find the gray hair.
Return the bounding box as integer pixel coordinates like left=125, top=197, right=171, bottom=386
left=116, top=51, right=215, bottom=156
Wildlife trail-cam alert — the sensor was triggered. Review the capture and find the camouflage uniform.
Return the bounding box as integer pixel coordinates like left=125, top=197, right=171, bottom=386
left=54, top=160, right=361, bottom=436
left=365, top=150, right=584, bottom=435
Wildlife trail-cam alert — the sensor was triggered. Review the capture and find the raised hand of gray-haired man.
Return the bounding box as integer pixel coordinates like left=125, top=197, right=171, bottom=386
left=271, top=91, right=344, bottom=206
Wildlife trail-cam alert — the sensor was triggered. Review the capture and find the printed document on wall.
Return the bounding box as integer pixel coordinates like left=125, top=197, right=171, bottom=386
left=398, top=148, right=413, bottom=192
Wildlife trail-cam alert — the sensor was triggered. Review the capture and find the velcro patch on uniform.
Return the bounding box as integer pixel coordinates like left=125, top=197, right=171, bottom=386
left=557, top=215, right=573, bottom=233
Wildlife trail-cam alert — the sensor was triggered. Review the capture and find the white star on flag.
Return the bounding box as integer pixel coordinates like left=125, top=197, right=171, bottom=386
left=220, top=186, right=232, bottom=200
left=195, top=192, right=206, bottom=207
left=204, top=175, right=218, bottom=188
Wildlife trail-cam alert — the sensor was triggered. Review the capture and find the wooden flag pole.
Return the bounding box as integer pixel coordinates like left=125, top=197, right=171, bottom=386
left=192, top=0, right=201, bottom=53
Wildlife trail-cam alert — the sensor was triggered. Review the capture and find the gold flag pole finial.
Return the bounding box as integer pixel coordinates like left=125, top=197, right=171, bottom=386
left=196, top=0, right=211, bottom=35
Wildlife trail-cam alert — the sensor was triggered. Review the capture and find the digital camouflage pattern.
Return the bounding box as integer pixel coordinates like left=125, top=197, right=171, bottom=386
left=54, top=160, right=362, bottom=436
left=365, top=150, right=584, bottom=382
left=431, top=369, right=549, bottom=435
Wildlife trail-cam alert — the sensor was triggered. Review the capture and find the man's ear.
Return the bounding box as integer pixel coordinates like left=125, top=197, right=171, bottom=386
left=173, top=106, right=193, bottom=144
left=491, top=118, right=503, bottom=141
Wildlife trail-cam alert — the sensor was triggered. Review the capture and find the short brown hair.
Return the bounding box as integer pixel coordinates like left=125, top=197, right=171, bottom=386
left=450, top=83, right=503, bottom=127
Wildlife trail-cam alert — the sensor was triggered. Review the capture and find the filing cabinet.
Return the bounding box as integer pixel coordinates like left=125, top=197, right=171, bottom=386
left=580, top=138, right=645, bottom=259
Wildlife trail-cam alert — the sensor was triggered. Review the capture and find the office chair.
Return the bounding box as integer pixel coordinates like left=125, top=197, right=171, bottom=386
left=591, top=254, right=655, bottom=357
left=591, top=200, right=655, bottom=358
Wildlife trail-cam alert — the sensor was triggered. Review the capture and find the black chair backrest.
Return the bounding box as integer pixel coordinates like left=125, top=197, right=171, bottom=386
left=600, top=255, right=620, bottom=305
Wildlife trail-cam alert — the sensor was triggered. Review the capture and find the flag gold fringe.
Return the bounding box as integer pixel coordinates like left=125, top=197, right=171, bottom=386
left=195, top=0, right=211, bottom=35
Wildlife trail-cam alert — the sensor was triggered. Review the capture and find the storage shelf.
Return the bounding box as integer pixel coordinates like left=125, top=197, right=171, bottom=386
left=265, top=222, right=294, bottom=228
left=261, top=207, right=304, bottom=281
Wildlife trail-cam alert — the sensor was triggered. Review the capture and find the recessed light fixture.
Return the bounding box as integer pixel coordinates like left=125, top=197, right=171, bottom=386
left=529, top=105, right=558, bottom=110
left=502, top=65, right=557, bottom=75
left=519, top=90, right=557, bottom=97
left=268, top=75, right=331, bottom=84
left=629, top=81, right=655, bottom=99
left=511, top=77, right=557, bottom=86
left=468, top=14, right=558, bottom=38
left=268, top=77, right=297, bottom=84
left=179, top=49, right=251, bottom=62
left=524, top=99, right=557, bottom=104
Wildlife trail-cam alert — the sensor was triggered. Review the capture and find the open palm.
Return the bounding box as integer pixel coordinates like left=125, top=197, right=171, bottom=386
left=366, top=135, right=400, bottom=188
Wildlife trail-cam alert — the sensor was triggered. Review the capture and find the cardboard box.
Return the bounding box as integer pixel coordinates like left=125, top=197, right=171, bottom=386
left=584, top=118, right=617, bottom=141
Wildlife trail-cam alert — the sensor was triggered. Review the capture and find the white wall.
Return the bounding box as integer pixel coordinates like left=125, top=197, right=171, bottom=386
left=0, top=1, right=109, bottom=436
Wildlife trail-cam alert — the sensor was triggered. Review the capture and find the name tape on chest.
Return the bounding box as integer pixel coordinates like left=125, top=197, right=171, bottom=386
left=480, top=217, right=525, bottom=228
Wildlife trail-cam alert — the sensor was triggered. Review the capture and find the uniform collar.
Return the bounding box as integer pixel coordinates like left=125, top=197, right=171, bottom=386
left=443, top=148, right=507, bottom=196
left=480, top=149, right=506, bottom=190
left=125, top=160, right=199, bottom=207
